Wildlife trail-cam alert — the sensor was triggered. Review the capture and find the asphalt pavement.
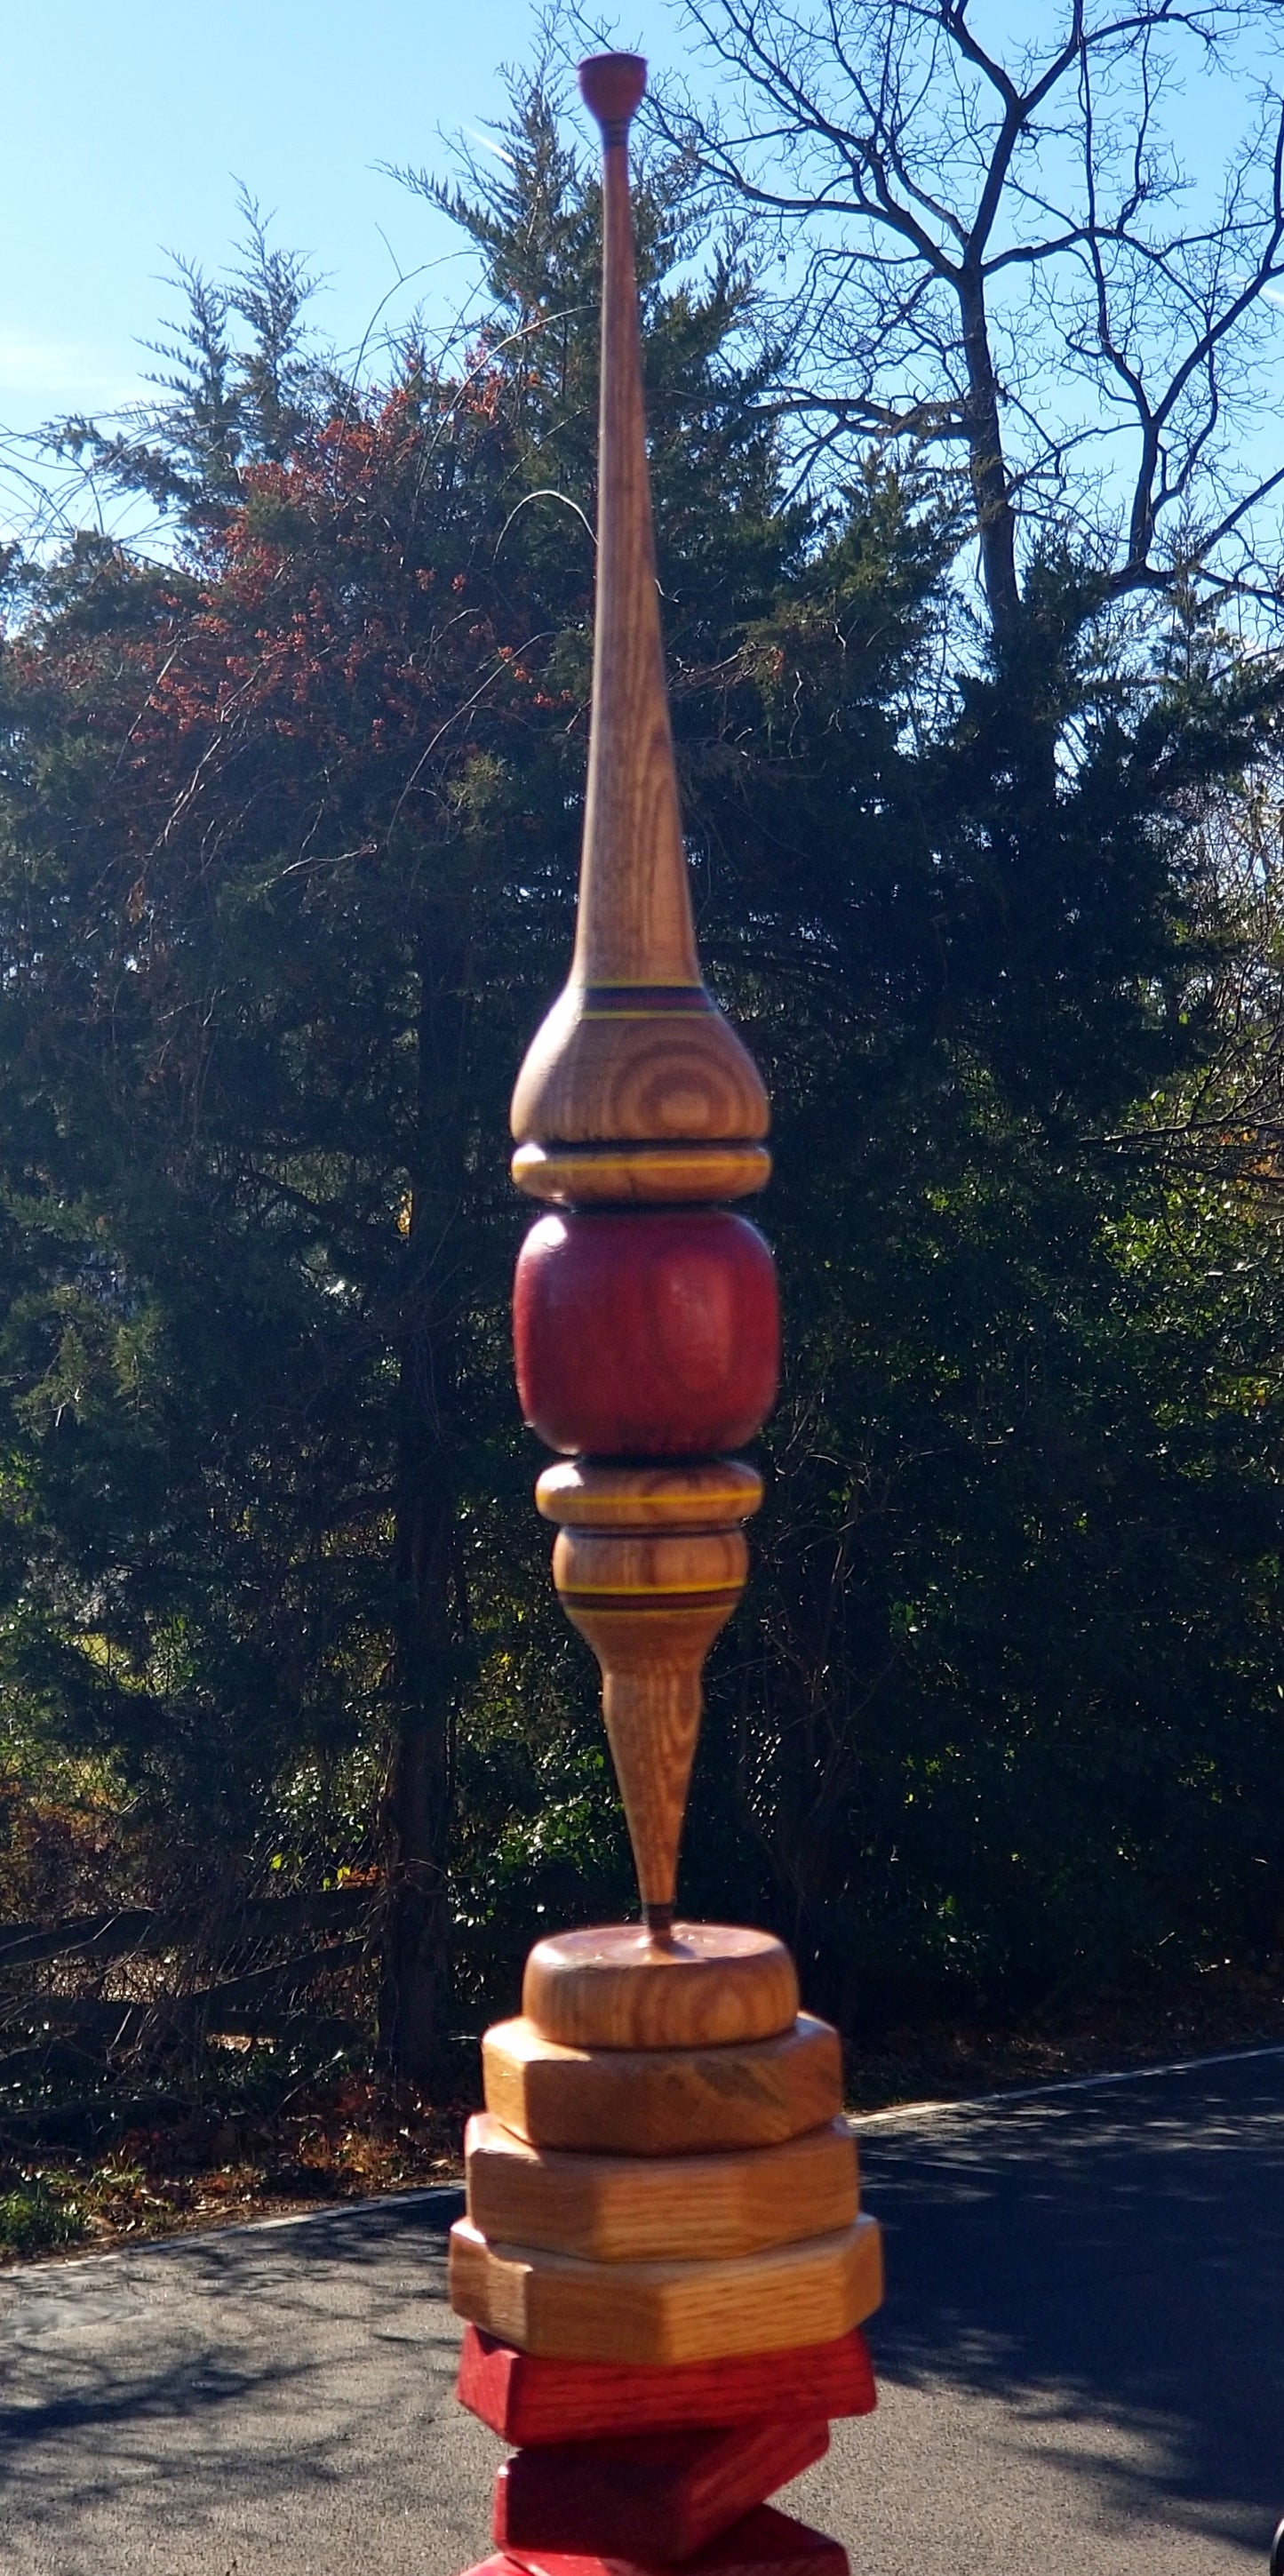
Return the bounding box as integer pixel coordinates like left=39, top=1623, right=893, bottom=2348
left=1, top=2049, right=1281, bottom=2573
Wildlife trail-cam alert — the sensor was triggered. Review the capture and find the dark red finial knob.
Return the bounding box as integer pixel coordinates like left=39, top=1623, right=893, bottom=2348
left=578, top=51, right=647, bottom=140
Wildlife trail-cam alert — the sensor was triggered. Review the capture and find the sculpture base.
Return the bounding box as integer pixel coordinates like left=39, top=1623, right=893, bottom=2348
left=460, top=2501, right=849, bottom=2575
left=493, top=2418, right=828, bottom=2558
left=454, top=1932, right=870, bottom=2576
left=457, top=2322, right=876, bottom=2444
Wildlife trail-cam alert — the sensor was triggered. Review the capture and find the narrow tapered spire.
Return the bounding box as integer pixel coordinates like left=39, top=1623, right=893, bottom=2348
left=572, top=53, right=698, bottom=992
left=510, top=53, right=768, bottom=1190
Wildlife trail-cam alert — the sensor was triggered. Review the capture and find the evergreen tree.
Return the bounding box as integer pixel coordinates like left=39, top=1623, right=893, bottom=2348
left=0, top=76, right=815, bottom=2076
left=2, top=60, right=1283, bottom=2095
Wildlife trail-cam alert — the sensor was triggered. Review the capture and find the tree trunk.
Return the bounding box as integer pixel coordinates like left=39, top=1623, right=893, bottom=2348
left=379, top=921, right=471, bottom=2088
left=379, top=1424, right=459, bottom=2086
left=958, top=263, right=1022, bottom=657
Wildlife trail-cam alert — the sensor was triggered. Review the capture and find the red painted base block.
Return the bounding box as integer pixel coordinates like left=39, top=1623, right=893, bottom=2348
left=459, top=2502, right=849, bottom=2576
left=494, top=2417, right=827, bottom=2560
left=457, top=2324, right=876, bottom=2446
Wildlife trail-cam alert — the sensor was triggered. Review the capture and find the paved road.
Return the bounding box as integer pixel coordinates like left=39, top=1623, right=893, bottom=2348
left=1, top=2052, right=1281, bottom=2573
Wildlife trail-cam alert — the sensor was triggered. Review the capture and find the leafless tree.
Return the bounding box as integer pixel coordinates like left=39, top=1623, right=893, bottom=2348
left=642, top=0, right=1284, bottom=656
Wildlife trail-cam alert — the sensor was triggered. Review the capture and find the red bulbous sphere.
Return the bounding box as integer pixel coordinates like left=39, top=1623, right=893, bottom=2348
left=514, top=1209, right=779, bottom=1457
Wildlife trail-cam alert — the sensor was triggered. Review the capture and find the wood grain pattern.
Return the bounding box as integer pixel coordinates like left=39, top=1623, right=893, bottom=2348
left=548, top=1533, right=747, bottom=1913
left=512, top=1142, right=771, bottom=1205
left=500, top=91, right=702, bottom=1018
left=447, top=2212, right=882, bottom=2364
left=511, top=988, right=769, bottom=1153
left=493, top=2418, right=828, bottom=2559
left=456, top=2323, right=877, bottom=2445
left=506, top=67, right=770, bottom=1156
left=570, top=87, right=693, bottom=998
left=481, top=2012, right=844, bottom=2156
left=464, top=2114, right=858, bottom=2264
left=522, top=1925, right=798, bottom=2052
left=536, top=1460, right=763, bottom=1532
left=588, top=1653, right=703, bottom=1916
left=553, top=1526, right=749, bottom=1604
left=499, top=2501, right=849, bottom=2576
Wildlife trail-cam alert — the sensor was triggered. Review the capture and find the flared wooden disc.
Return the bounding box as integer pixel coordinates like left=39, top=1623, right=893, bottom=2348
left=513, top=1140, right=772, bottom=1205
left=522, top=1924, right=798, bottom=2051
left=536, top=1458, right=764, bottom=1532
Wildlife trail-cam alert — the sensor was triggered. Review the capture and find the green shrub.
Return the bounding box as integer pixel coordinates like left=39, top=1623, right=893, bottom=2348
left=0, top=2175, right=88, bottom=2256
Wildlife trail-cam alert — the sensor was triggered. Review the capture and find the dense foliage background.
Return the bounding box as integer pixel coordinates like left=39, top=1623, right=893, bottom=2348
left=4, top=28, right=1284, bottom=2132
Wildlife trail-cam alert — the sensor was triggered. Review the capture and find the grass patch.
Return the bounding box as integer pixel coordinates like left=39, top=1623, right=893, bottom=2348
left=0, top=2173, right=89, bottom=2256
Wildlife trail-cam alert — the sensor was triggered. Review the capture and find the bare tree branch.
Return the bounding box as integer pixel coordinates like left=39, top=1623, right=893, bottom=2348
left=627, top=0, right=1284, bottom=650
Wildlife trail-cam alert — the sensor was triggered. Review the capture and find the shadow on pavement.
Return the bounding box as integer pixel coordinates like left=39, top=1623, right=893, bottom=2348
left=3, top=2078, right=1280, bottom=2572
left=0, top=2183, right=485, bottom=2574
left=861, top=2056, right=1284, bottom=2558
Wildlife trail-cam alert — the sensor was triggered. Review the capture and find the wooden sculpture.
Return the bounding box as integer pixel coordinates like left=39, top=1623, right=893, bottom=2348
left=451, top=54, right=881, bottom=2576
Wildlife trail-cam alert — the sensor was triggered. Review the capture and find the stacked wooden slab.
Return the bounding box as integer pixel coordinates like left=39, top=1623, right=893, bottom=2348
left=451, top=1927, right=880, bottom=2573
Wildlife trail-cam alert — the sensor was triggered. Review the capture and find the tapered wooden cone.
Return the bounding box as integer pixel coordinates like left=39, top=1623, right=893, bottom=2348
left=572, top=53, right=696, bottom=996
left=554, top=1524, right=747, bottom=1924
left=600, top=1659, right=710, bottom=1916
left=509, top=53, right=767, bottom=1158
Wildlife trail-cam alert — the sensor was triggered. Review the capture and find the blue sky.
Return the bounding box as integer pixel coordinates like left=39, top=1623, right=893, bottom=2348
left=3, top=1, right=1274, bottom=558
left=0, top=0, right=674, bottom=440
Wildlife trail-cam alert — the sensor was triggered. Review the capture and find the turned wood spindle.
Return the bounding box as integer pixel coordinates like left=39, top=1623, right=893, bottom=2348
left=509, top=51, right=779, bottom=1945
left=451, top=68, right=880, bottom=2575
